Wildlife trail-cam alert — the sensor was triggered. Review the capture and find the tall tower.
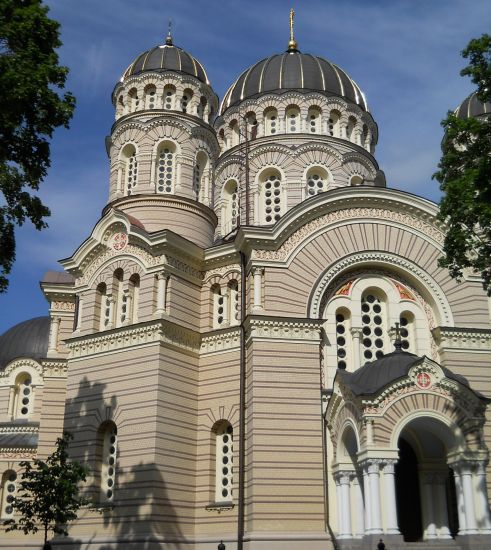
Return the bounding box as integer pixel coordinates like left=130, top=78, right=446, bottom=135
left=108, top=31, right=219, bottom=247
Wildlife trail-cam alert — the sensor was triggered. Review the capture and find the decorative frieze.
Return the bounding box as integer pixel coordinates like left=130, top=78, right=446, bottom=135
left=245, top=317, right=323, bottom=343
left=433, top=327, right=491, bottom=352
left=0, top=450, right=37, bottom=460
left=201, top=328, right=241, bottom=354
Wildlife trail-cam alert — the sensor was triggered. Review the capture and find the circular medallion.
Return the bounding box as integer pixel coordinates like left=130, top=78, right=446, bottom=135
left=112, top=232, right=128, bottom=251
left=416, top=372, right=432, bottom=390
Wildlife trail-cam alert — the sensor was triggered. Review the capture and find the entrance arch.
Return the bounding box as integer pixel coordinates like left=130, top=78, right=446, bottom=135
left=396, top=416, right=458, bottom=541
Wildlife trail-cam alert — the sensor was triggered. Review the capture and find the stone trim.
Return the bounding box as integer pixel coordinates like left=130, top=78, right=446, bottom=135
left=433, top=327, right=491, bottom=351
left=200, top=327, right=241, bottom=354
left=245, top=316, right=323, bottom=343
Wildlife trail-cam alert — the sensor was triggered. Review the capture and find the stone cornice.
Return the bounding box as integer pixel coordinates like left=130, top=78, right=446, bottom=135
left=245, top=315, right=323, bottom=343
left=200, top=327, right=241, bottom=354
left=433, top=327, right=491, bottom=351
left=41, top=360, right=68, bottom=379
left=66, top=319, right=200, bottom=359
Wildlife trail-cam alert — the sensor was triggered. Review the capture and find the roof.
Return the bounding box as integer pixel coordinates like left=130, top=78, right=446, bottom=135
left=42, top=271, right=75, bottom=285
left=455, top=91, right=491, bottom=119
left=0, top=317, right=50, bottom=370
left=122, top=40, right=209, bottom=85
left=336, top=349, right=478, bottom=397
left=221, top=50, right=368, bottom=115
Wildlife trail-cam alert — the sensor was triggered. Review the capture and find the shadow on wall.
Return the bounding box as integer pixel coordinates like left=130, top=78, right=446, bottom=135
left=52, top=376, right=183, bottom=550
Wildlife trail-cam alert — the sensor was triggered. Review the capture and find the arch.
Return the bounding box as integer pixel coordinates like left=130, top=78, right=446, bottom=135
left=350, top=174, right=364, bottom=186
left=339, top=420, right=360, bottom=459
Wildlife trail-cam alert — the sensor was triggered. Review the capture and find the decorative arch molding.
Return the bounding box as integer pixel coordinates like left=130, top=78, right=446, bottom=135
left=293, top=143, right=344, bottom=163
left=309, top=251, right=453, bottom=326
left=0, top=359, right=44, bottom=386
left=342, top=152, right=377, bottom=176
left=248, top=143, right=293, bottom=162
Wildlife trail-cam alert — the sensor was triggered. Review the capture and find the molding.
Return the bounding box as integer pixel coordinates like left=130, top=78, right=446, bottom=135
left=41, top=360, right=68, bottom=379
left=245, top=316, right=323, bottom=343
left=66, top=319, right=200, bottom=359
left=0, top=423, right=39, bottom=435
left=0, top=450, right=37, bottom=459
left=433, top=327, right=491, bottom=352
left=200, top=327, right=241, bottom=354
left=0, top=359, right=44, bottom=386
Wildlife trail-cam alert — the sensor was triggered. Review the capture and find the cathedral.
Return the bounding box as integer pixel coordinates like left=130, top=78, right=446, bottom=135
left=1, top=12, right=491, bottom=550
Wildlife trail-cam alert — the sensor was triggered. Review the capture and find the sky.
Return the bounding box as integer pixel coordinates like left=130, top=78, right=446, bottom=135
left=0, top=0, right=490, bottom=333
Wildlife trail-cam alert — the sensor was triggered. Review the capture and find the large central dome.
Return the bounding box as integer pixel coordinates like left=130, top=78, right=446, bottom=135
left=220, top=49, right=368, bottom=115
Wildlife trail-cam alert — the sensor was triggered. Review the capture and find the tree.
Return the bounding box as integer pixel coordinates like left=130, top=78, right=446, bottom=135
left=0, top=0, right=75, bottom=292
left=434, top=34, right=491, bottom=295
left=4, top=432, right=90, bottom=549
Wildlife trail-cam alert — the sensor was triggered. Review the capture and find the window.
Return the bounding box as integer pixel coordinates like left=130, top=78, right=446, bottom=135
left=100, top=423, right=117, bottom=503
left=197, top=96, right=207, bottom=119
left=121, top=144, right=138, bottom=196
left=116, top=95, right=125, bottom=118
left=114, top=269, right=124, bottom=328
left=215, top=422, right=233, bottom=503
left=308, top=107, right=321, bottom=133
left=229, top=120, right=240, bottom=147
left=128, top=88, right=140, bottom=111
left=350, top=175, right=364, bottom=186
left=13, top=373, right=33, bottom=419
left=1, top=471, right=17, bottom=519
left=222, top=179, right=239, bottom=234
left=328, top=110, right=341, bottom=137
left=194, top=152, right=208, bottom=200
left=163, top=85, right=176, bottom=110
left=260, top=170, right=283, bottom=224
left=399, top=312, right=414, bottom=352
left=362, top=124, right=369, bottom=149
left=145, top=85, right=156, bottom=109
left=181, top=88, right=193, bottom=113
left=264, top=108, right=278, bottom=135
left=335, top=309, right=350, bottom=370
left=228, top=281, right=239, bottom=325
left=346, top=116, right=356, bottom=142
left=212, top=285, right=225, bottom=329
left=155, top=142, right=176, bottom=194
left=128, top=274, right=140, bottom=324
left=306, top=167, right=329, bottom=197
left=361, top=292, right=386, bottom=362
left=286, top=106, right=300, bottom=133
left=96, top=282, right=111, bottom=331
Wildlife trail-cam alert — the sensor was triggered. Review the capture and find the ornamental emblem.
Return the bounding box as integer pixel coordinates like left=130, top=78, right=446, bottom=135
left=416, top=372, right=432, bottom=390
left=112, top=232, right=128, bottom=251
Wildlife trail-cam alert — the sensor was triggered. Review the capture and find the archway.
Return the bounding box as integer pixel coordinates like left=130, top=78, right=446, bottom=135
left=395, top=417, right=458, bottom=542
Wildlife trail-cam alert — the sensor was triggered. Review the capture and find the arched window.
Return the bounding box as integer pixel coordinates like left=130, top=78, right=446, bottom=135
left=128, top=274, right=140, bottom=324
left=350, top=175, right=364, bottom=186
left=155, top=142, right=176, bottom=194
left=219, top=129, right=226, bottom=150
left=197, top=96, right=207, bottom=119
left=260, top=169, right=283, bottom=224
left=346, top=116, right=357, bottom=142
left=144, top=84, right=156, bottom=109
left=116, top=95, right=125, bottom=118
left=163, top=85, right=176, bottom=110
left=214, top=422, right=233, bottom=503
left=99, top=423, right=117, bottom=503
left=181, top=88, right=193, bottom=113
left=222, top=179, right=239, bottom=234
left=286, top=105, right=300, bottom=133
left=113, top=269, right=124, bottom=328
left=306, top=167, right=329, bottom=197
left=121, top=144, right=138, bottom=196
left=308, top=107, right=321, bottom=133
left=13, top=373, right=33, bottom=419
left=328, top=110, right=341, bottom=137
left=335, top=309, right=351, bottom=370
left=229, top=120, right=240, bottom=147
left=228, top=280, right=239, bottom=325
left=361, top=291, right=387, bottom=362
left=399, top=312, right=415, bottom=352
left=96, top=282, right=111, bottom=331
left=245, top=111, right=258, bottom=138
left=1, top=470, right=17, bottom=519
left=264, top=108, right=278, bottom=135
left=128, top=88, right=140, bottom=112
left=362, top=125, right=369, bottom=149
left=194, top=151, right=208, bottom=200
left=212, top=285, right=225, bottom=329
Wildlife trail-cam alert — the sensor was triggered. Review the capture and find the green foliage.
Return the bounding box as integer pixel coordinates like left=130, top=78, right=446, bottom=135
left=3, top=432, right=90, bottom=546
left=0, top=0, right=75, bottom=292
left=434, top=34, right=491, bottom=295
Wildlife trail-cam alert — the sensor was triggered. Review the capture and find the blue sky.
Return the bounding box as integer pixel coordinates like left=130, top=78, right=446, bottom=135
left=1, top=0, right=490, bottom=333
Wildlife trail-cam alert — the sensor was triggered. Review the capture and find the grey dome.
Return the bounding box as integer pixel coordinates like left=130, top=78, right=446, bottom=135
left=122, top=38, right=210, bottom=85
left=0, top=316, right=50, bottom=370
left=455, top=92, right=491, bottom=119
left=221, top=50, right=368, bottom=114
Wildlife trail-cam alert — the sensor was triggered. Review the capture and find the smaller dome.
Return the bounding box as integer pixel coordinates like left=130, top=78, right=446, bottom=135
left=0, top=317, right=50, bottom=370
left=122, top=34, right=209, bottom=85
left=455, top=91, right=491, bottom=119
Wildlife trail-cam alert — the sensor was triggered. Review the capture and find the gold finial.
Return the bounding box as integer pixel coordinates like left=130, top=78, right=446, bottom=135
left=288, top=8, right=298, bottom=51
left=165, top=20, right=173, bottom=45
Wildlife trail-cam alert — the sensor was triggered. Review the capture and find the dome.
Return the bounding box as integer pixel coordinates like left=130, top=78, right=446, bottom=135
left=122, top=34, right=210, bottom=85
left=220, top=49, right=368, bottom=115
left=455, top=91, right=491, bottom=119
left=0, top=316, right=50, bottom=370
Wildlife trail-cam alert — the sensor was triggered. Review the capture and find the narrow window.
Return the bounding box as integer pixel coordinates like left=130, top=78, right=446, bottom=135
left=145, top=84, right=156, bottom=109
left=264, top=108, right=278, bottom=135
left=361, top=292, right=386, bottom=362
left=228, top=280, right=239, bottom=325
left=96, top=283, right=110, bottom=331
left=163, top=85, right=176, bottom=110
left=121, top=144, right=138, bottom=196
left=215, top=422, right=233, bottom=503
left=308, top=107, right=321, bottom=133
left=306, top=167, right=329, bottom=197
left=128, top=88, right=140, bottom=111
left=335, top=309, right=351, bottom=370
left=286, top=106, right=300, bottom=133
left=212, top=285, right=225, bottom=329
left=346, top=116, right=357, bottom=141
left=260, top=170, right=283, bottom=224
left=399, top=312, right=415, bottom=352
left=100, top=424, right=117, bottom=503
left=194, top=152, right=208, bottom=200
left=1, top=471, right=17, bottom=519
left=197, top=96, right=207, bottom=119
left=155, top=142, right=176, bottom=194
left=113, top=269, right=124, bottom=328
left=229, top=120, right=240, bottom=147
left=129, top=274, right=140, bottom=324
left=14, top=373, right=33, bottom=419
left=222, top=179, right=239, bottom=234
left=181, top=88, right=193, bottom=113
left=328, top=110, right=341, bottom=137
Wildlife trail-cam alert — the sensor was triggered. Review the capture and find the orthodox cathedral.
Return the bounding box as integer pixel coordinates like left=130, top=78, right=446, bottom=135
left=1, top=12, right=491, bottom=550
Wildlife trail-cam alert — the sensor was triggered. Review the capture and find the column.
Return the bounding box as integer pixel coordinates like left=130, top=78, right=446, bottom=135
left=48, top=316, right=61, bottom=353
left=75, top=295, right=83, bottom=331
left=382, top=460, right=400, bottom=534
left=155, top=272, right=168, bottom=316
left=434, top=472, right=451, bottom=539
left=350, top=327, right=362, bottom=370
left=368, top=461, right=383, bottom=534
left=461, top=463, right=478, bottom=534
left=252, top=267, right=264, bottom=311
left=335, top=472, right=352, bottom=538
left=452, top=466, right=467, bottom=535
left=362, top=461, right=372, bottom=533
left=351, top=472, right=365, bottom=537
left=475, top=462, right=491, bottom=533
left=422, top=472, right=438, bottom=540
